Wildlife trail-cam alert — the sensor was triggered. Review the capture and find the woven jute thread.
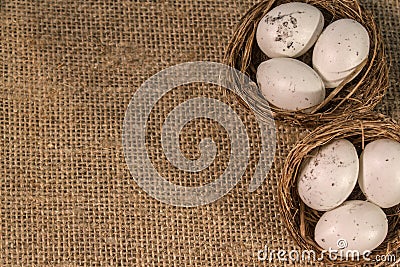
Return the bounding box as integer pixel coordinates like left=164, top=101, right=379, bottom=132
left=1, top=0, right=399, bottom=266
left=225, top=0, right=389, bottom=126
left=278, top=113, right=400, bottom=266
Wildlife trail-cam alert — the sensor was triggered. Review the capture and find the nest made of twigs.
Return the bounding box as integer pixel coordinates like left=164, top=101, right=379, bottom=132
left=225, top=0, right=389, bottom=126
left=278, top=113, right=400, bottom=266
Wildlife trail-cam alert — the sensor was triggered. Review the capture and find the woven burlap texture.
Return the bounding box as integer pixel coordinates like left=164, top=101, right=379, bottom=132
left=1, top=0, right=399, bottom=266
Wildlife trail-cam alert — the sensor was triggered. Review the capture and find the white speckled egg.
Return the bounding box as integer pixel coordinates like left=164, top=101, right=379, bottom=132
left=257, top=58, right=325, bottom=111
left=359, top=139, right=400, bottom=208
left=256, top=2, right=324, bottom=58
left=312, top=19, right=369, bottom=88
left=315, top=200, right=388, bottom=254
left=297, top=139, right=359, bottom=211
left=313, top=19, right=369, bottom=71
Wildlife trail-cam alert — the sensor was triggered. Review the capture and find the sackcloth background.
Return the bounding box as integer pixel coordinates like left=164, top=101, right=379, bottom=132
left=1, top=0, right=399, bottom=266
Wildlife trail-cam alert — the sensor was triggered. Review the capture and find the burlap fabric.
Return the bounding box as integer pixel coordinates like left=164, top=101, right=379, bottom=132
left=1, top=0, right=398, bottom=266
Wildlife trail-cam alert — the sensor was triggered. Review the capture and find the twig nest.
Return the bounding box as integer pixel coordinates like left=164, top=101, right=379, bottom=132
left=278, top=114, right=400, bottom=266
left=225, top=0, right=389, bottom=126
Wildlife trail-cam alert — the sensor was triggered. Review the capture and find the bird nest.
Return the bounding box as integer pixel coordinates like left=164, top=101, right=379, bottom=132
left=278, top=114, right=400, bottom=266
left=224, top=0, right=389, bottom=126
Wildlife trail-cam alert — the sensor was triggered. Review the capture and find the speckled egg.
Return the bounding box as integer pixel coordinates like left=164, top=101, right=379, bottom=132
left=312, top=19, right=369, bottom=88
left=256, top=2, right=324, bottom=58
left=359, top=139, right=400, bottom=208
left=256, top=58, right=325, bottom=111
left=315, top=200, right=388, bottom=254
left=297, top=139, right=359, bottom=211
